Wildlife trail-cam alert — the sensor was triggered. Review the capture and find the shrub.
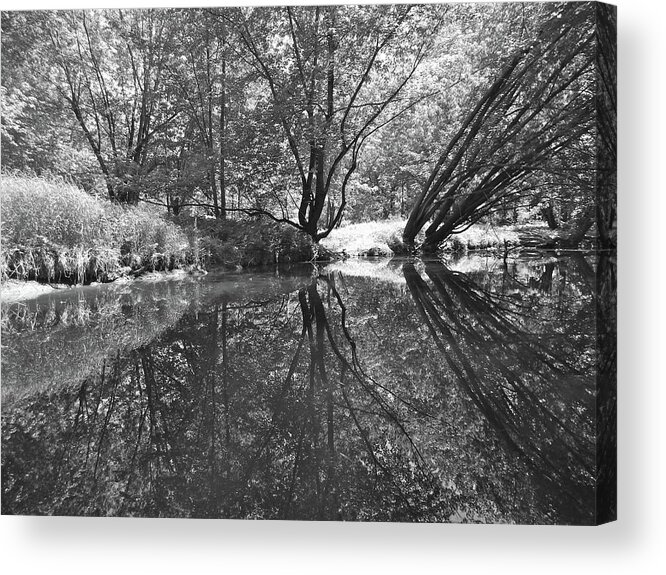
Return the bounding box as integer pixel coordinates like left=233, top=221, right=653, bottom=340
left=197, top=217, right=317, bottom=268
left=200, top=235, right=243, bottom=268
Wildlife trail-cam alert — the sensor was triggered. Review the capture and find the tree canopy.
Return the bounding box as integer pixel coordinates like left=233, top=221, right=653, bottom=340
left=1, top=3, right=614, bottom=250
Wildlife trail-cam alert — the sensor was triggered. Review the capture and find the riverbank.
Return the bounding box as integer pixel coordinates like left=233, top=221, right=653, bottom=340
left=1, top=174, right=325, bottom=290
left=1, top=279, right=61, bottom=302
left=1, top=175, right=585, bottom=298
left=321, top=219, right=407, bottom=257
left=321, top=220, right=548, bottom=256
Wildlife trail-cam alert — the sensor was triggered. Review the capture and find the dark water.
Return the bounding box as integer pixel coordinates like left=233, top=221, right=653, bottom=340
left=1, top=254, right=608, bottom=523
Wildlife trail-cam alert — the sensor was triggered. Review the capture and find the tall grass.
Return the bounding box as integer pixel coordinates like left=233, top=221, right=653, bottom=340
left=1, top=174, right=193, bottom=284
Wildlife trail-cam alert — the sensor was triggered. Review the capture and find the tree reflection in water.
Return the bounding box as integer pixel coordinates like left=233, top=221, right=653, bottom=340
left=1, top=255, right=605, bottom=523
left=403, top=257, right=596, bottom=523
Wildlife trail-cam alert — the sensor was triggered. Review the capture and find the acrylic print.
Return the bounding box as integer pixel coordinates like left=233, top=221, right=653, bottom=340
left=1, top=2, right=616, bottom=524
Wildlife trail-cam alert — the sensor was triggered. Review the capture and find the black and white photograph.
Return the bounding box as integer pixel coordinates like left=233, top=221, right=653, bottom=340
left=1, top=1, right=616, bottom=527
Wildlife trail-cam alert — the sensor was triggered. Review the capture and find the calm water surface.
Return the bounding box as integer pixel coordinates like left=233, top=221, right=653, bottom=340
left=1, top=254, right=605, bottom=523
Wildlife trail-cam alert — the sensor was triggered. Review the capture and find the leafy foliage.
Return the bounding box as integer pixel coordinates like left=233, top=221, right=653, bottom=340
left=1, top=4, right=613, bottom=249
left=197, top=217, right=320, bottom=268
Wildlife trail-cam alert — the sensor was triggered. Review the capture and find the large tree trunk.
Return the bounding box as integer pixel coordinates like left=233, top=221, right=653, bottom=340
left=541, top=203, right=559, bottom=230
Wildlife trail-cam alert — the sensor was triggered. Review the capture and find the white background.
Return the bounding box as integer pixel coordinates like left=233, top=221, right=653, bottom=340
left=1, top=0, right=664, bottom=573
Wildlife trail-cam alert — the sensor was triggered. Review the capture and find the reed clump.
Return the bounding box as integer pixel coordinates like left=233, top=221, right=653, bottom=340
left=1, top=174, right=193, bottom=284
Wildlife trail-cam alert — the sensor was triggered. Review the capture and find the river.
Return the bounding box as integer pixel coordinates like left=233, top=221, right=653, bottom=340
left=1, top=253, right=612, bottom=523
